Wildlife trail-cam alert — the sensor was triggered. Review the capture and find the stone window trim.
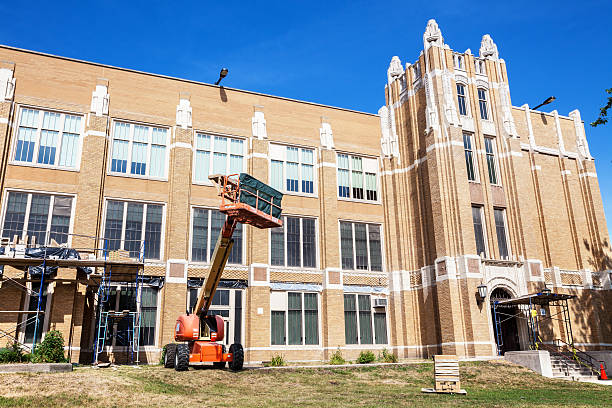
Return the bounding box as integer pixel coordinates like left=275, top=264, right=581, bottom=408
left=107, top=118, right=170, bottom=181
left=192, top=130, right=246, bottom=186
left=270, top=290, right=321, bottom=347
left=336, top=152, right=381, bottom=204
left=338, top=220, right=385, bottom=273
left=269, top=215, right=319, bottom=270
left=188, top=205, right=246, bottom=266
left=269, top=142, right=318, bottom=198
left=0, top=189, right=77, bottom=247
left=101, top=197, right=166, bottom=261
left=10, top=104, right=85, bottom=172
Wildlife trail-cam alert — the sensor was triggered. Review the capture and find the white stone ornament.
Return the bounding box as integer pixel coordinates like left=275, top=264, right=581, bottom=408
left=379, top=106, right=399, bottom=158
left=176, top=98, right=192, bottom=129
left=90, top=84, right=109, bottom=116
left=319, top=121, right=334, bottom=150
left=423, top=19, right=443, bottom=49
left=569, top=109, right=592, bottom=160
left=479, top=34, right=499, bottom=60
left=499, top=83, right=517, bottom=137
left=252, top=110, right=267, bottom=140
left=387, top=56, right=404, bottom=84
left=0, top=68, right=15, bottom=102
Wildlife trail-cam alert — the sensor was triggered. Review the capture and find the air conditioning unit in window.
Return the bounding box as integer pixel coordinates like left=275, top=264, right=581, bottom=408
left=373, top=298, right=387, bottom=308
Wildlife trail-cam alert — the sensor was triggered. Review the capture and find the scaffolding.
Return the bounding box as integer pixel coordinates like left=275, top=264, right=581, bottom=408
left=0, top=230, right=144, bottom=364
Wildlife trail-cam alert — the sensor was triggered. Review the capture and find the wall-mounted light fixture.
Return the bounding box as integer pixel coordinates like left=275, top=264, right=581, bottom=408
left=533, top=96, right=556, bottom=110
left=477, top=284, right=488, bottom=304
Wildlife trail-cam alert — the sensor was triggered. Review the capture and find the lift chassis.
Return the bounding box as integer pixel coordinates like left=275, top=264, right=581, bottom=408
left=163, top=173, right=283, bottom=371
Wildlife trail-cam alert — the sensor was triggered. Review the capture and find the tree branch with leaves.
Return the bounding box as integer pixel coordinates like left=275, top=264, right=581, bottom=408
left=591, top=88, right=612, bottom=127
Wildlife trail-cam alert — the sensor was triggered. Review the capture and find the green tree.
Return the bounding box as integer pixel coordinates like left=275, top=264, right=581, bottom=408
left=591, top=88, right=612, bottom=127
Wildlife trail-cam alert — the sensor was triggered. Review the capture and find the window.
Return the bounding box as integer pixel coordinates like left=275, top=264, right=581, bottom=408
left=484, top=137, right=499, bottom=185
left=103, top=284, right=159, bottom=346
left=194, top=134, right=244, bottom=183
left=340, top=222, right=382, bottom=271
left=457, top=84, right=468, bottom=116
left=191, top=208, right=243, bottom=264
left=454, top=54, right=465, bottom=70
left=104, top=200, right=163, bottom=260
left=110, top=121, right=168, bottom=178
left=478, top=88, right=489, bottom=120
left=475, top=60, right=486, bottom=75
left=23, top=281, right=49, bottom=345
left=463, top=133, right=476, bottom=181
left=13, top=108, right=82, bottom=169
left=472, top=206, right=487, bottom=257
left=412, top=63, right=421, bottom=79
left=344, top=294, right=387, bottom=345
left=269, top=144, right=315, bottom=195
left=188, top=286, right=243, bottom=345
left=270, top=292, right=319, bottom=346
left=494, top=208, right=509, bottom=259
left=1, top=191, right=73, bottom=245
left=337, top=154, right=378, bottom=202
left=271, top=216, right=316, bottom=268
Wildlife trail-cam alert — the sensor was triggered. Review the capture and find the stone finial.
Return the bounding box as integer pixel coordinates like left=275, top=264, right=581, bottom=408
left=479, top=34, right=499, bottom=60
left=319, top=119, right=334, bottom=150
left=379, top=106, right=399, bottom=158
left=252, top=107, right=267, bottom=140
left=0, top=66, right=15, bottom=102
left=423, top=19, right=443, bottom=49
left=387, top=56, right=404, bottom=84
left=90, top=79, right=109, bottom=116
left=176, top=93, right=192, bottom=129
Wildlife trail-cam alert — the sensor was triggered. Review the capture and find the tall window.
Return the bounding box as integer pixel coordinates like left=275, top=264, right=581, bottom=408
left=340, top=222, right=382, bottom=271
left=484, top=137, right=498, bottom=185
left=110, top=122, right=168, bottom=178
left=271, top=216, right=316, bottom=268
left=23, top=281, right=49, bottom=344
left=494, top=208, right=509, bottom=259
left=344, top=294, right=387, bottom=345
left=14, top=108, right=82, bottom=169
left=193, top=134, right=244, bottom=183
left=191, top=208, right=243, bottom=264
left=475, top=60, right=486, bottom=75
left=104, top=200, right=163, bottom=260
left=188, top=287, right=243, bottom=345
left=103, top=285, right=158, bottom=346
left=337, top=154, right=378, bottom=202
left=454, top=54, right=465, bottom=70
left=478, top=88, right=489, bottom=120
left=457, top=84, right=468, bottom=116
left=463, top=133, right=476, bottom=181
left=2, top=191, right=73, bottom=245
left=269, top=144, right=314, bottom=195
left=472, top=206, right=487, bottom=257
left=271, top=292, right=319, bottom=346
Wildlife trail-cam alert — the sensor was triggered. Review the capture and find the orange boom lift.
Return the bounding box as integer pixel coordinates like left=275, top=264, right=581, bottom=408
left=163, top=173, right=283, bottom=371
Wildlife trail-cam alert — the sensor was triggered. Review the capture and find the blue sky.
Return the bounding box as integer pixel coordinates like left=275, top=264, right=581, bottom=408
left=0, top=0, right=610, bottom=236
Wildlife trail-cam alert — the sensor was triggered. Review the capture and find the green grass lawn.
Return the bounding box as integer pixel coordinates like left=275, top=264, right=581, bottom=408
left=0, top=360, right=610, bottom=407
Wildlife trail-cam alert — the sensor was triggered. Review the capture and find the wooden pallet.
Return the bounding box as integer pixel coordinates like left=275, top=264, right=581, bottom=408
left=421, top=355, right=467, bottom=395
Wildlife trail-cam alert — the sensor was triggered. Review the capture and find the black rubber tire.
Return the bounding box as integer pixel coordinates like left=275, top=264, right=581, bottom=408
left=164, top=344, right=177, bottom=368
left=174, top=343, right=189, bottom=371
left=213, top=344, right=226, bottom=369
left=228, top=343, right=244, bottom=371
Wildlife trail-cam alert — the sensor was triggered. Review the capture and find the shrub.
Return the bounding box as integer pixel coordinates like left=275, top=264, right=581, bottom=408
left=0, top=342, right=27, bottom=363
left=357, top=350, right=376, bottom=364
left=329, top=349, right=346, bottom=365
left=378, top=349, right=398, bottom=363
left=160, top=344, right=167, bottom=365
left=31, top=330, right=67, bottom=363
left=267, top=354, right=286, bottom=367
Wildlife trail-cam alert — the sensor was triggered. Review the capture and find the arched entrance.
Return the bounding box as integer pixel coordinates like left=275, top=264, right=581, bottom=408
left=490, top=288, right=521, bottom=355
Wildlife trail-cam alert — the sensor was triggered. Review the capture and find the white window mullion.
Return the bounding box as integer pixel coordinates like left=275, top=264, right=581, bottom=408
left=146, top=128, right=153, bottom=177
left=56, top=114, right=66, bottom=166
left=354, top=294, right=360, bottom=344
left=207, top=210, right=212, bottom=263
left=141, top=204, right=148, bottom=258
left=32, top=116, right=43, bottom=165
left=44, top=195, right=55, bottom=246
left=301, top=293, right=305, bottom=346
left=120, top=202, right=128, bottom=251
left=127, top=124, right=134, bottom=174
left=22, top=194, right=33, bottom=241
left=352, top=223, right=356, bottom=271
left=365, top=224, right=372, bottom=271
left=299, top=218, right=304, bottom=268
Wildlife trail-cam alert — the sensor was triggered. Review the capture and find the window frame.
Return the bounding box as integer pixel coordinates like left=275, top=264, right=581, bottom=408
left=0, top=189, right=77, bottom=246
left=484, top=136, right=501, bottom=186
left=107, top=119, right=170, bottom=181
left=269, top=215, right=319, bottom=269
left=269, top=291, right=321, bottom=347
left=101, top=198, right=166, bottom=261
left=343, top=293, right=389, bottom=345
left=11, top=105, right=85, bottom=171
left=453, top=54, right=465, bottom=71
left=477, top=88, right=490, bottom=121
left=268, top=143, right=318, bottom=197
left=456, top=83, right=470, bottom=117
left=19, top=280, right=54, bottom=347
left=192, top=131, right=247, bottom=186
left=188, top=205, right=246, bottom=265
left=101, top=283, right=161, bottom=350
left=475, top=59, right=486, bottom=75
left=493, top=207, right=511, bottom=260
left=338, top=220, right=384, bottom=272
left=336, top=152, right=380, bottom=204
left=471, top=205, right=488, bottom=258
left=463, top=133, right=479, bottom=182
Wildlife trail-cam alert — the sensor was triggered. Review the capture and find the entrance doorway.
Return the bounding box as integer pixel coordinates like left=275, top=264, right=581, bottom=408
left=490, top=288, right=521, bottom=355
